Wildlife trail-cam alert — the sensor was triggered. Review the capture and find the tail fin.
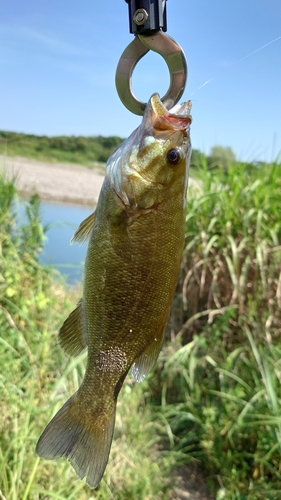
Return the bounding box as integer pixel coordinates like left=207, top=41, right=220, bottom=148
left=36, top=393, right=116, bottom=489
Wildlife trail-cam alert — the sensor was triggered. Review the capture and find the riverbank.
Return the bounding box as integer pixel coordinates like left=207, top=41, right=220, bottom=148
left=1, top=155, right=104, bottom=206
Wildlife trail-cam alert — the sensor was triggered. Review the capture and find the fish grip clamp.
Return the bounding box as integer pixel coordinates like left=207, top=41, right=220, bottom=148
left=115, top=0, right=188, bottom=115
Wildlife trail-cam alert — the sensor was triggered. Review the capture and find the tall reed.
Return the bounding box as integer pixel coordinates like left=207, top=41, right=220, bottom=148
left=149, top=159, right=281, bottom=499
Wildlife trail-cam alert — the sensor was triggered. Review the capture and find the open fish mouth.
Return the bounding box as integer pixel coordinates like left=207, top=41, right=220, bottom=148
left=149, top=94, right=192, bottom=132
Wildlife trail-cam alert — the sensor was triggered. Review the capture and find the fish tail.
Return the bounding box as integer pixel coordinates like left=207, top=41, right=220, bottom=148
left=36, top=392, right=116, bottom=489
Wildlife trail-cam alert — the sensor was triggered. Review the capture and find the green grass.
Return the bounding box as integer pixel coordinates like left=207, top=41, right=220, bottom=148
left=147, top=158, right=281, bottom=499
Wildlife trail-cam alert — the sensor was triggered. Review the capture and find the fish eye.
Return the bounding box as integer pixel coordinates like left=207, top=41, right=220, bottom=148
left=167, top=148, right=182, bottom=165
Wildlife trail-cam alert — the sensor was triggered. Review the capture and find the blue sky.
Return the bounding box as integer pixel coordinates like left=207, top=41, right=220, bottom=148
left=1, top=0, right=281, bottom=162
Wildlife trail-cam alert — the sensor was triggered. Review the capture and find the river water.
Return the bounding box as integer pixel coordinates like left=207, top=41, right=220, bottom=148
left=19, top=200, right=92, bottom=284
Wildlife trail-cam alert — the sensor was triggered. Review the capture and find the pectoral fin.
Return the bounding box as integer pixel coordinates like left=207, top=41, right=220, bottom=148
left=71, top=211, right=96, bottom=245
left=131, top=338, right=163, bottom=383
left=58, top=300, right=87, bottom=357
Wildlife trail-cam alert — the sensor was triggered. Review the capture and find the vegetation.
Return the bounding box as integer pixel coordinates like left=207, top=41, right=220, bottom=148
left=1, top=152, right=281, bottom=499
left=148, top=158, right=281, bottom=499
left=208, top=145, right=237, bottom=169
left=0, top=131, right=124, bottom=168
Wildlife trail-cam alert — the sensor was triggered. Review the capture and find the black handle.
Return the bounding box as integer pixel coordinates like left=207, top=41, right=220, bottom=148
left=125, top=0, right=167, bottom=35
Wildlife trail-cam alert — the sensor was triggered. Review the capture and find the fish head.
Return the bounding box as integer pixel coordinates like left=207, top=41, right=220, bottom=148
left=107, top=93, right=192, bottom=211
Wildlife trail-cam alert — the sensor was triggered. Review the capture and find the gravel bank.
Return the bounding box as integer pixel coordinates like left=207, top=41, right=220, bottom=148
left=2, top=156, right=104, bottom=207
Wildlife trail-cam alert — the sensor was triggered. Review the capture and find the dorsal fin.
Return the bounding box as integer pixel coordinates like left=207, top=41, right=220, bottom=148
left=71, top=210, right=96, bottom=245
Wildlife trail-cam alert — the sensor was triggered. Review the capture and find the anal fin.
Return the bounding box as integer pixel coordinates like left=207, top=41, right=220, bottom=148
left=71, top=210, right=96, bottom=245
left=58, top=300, right=87, bottom=357
left=131, top=338, right=163, bottom=383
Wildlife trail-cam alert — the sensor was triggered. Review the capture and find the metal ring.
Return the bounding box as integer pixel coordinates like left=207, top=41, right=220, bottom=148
left=115, top=32, right=188, bottom=116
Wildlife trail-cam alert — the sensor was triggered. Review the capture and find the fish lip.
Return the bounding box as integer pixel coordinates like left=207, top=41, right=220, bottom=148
left=150, top=93, right=192, bottom=117
left=149, top=93, right=192, bottom=132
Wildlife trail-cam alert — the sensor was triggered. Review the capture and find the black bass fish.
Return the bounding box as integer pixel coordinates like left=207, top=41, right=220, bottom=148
left=36, top=93, right=192, bottom=488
